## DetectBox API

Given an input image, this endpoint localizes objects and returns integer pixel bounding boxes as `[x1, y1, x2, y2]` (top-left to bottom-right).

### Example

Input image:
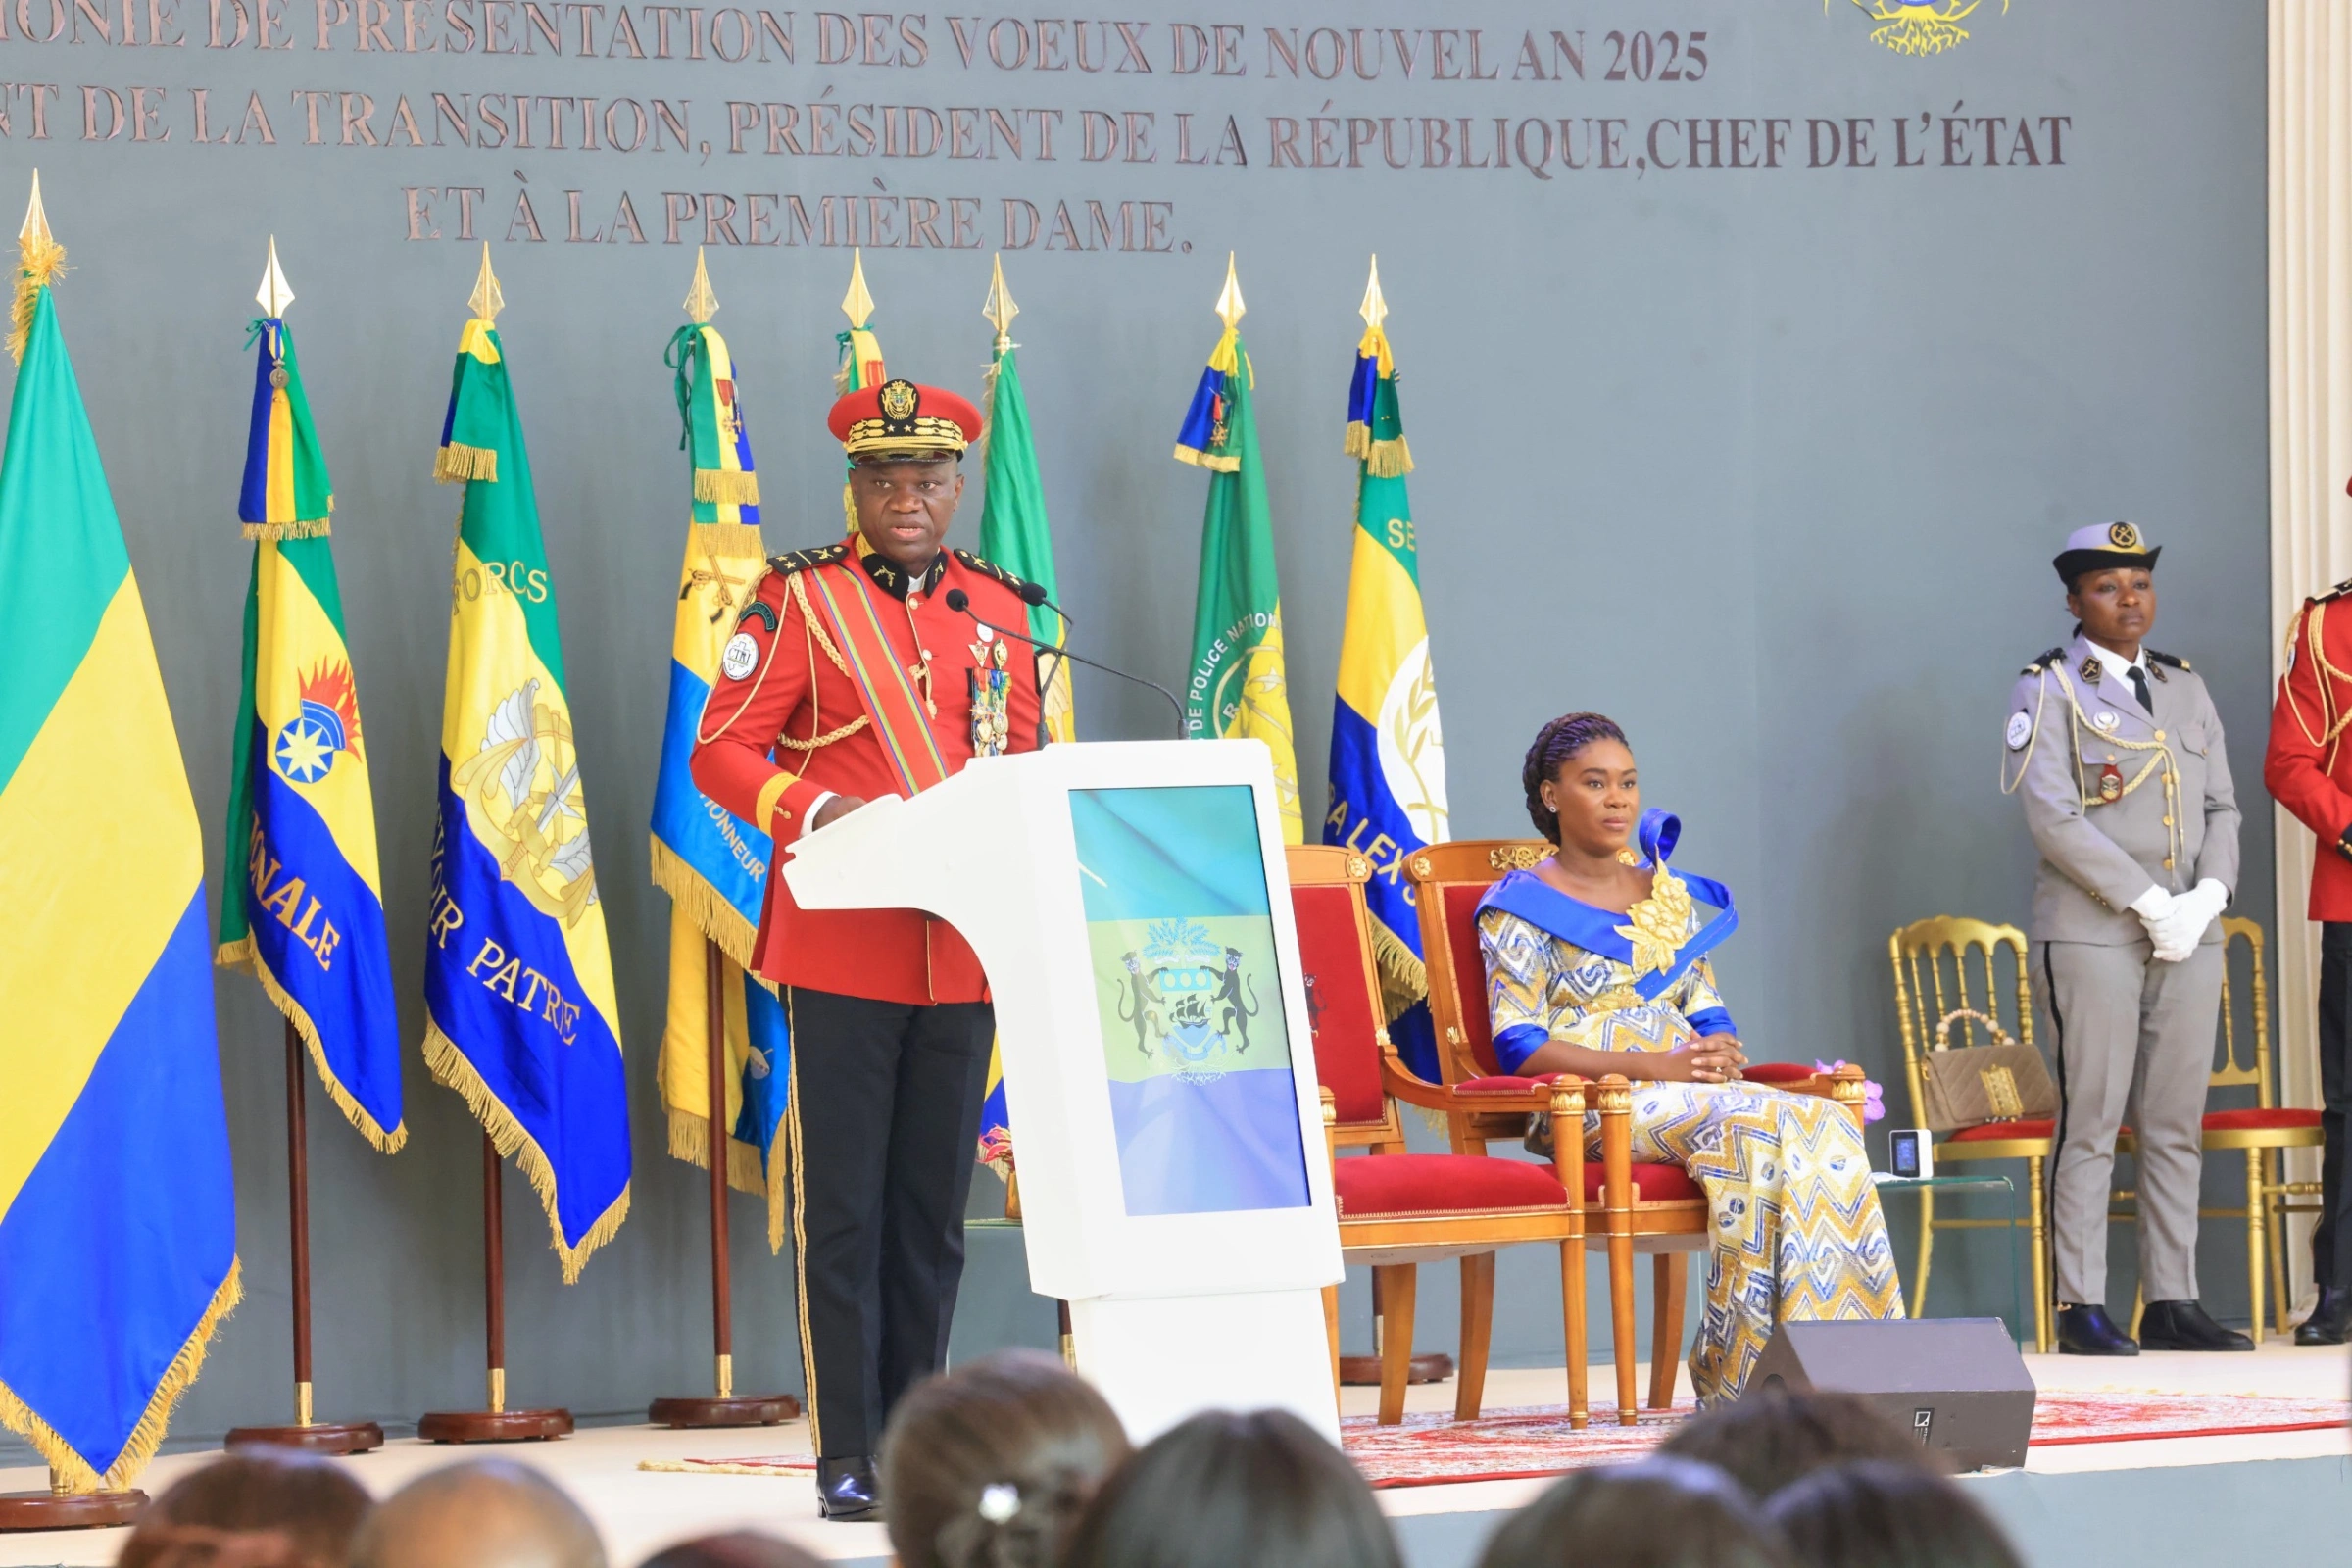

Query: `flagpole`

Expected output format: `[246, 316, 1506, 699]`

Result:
[648, 937, 797, 1428]
[416, 1140, 573, 1443]
[222, 1021, 385, 1454]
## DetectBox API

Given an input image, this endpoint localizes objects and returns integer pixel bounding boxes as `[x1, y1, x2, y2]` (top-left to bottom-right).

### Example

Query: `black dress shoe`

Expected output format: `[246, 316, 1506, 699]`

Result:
[2056, 1303, 2138, 1355]
[2295, 1286, 2350, 1347]
[816, 1455, 881, 1521]
[2138, 1299, 2255, 1351]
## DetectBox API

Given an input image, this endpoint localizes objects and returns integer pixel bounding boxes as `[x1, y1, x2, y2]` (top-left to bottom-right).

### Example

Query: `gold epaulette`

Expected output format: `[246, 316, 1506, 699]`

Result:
[2147, 649, 2191, 672]
[2022, 646, 2067, 675]
[766, 541, 851, 577]
[951, 547, 1035, 599]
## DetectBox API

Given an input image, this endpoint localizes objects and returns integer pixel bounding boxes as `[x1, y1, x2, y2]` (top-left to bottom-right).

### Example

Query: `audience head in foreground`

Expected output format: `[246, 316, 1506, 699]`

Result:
[1657, 1388, 1943, 1498]
[351, 1458, 605, 1568]
[1767, 1459, 2024, 1568]
[881, 1348, 1133, 1568]
[118, 1448, 373, 1568]
[636, 1533, 821, 1568]
[1060, 1407, 1402, 1568]
[1475, 1456, 1792, 1568]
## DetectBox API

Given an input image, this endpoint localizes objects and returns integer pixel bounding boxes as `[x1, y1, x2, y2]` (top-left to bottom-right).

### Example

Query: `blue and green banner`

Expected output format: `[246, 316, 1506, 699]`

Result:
[424, 251, 629, 1282]
[1074, 785, 1308, 1216]
[651, 271, 790, 1250]
[1324, 267, 1448, 1082]
[0, 189, 240, 1491]
[219, 299, 405, 1152]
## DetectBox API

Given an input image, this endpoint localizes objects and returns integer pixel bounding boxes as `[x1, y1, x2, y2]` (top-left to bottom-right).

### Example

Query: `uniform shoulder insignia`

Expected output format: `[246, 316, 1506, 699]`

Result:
[765, 541, 850, 576]
[2318, 579, 2352, 604]
[2022, 646, 2066, 675]
[2146, 649, 2190, 672]
[951, 547, 1033, 598]
[735, 597, 779, 634]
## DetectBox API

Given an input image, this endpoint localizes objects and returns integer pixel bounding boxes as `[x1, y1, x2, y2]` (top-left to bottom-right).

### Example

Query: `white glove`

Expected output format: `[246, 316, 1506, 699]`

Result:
[2129, 884, 2177, 930]
[2145, 879, 2227, 963]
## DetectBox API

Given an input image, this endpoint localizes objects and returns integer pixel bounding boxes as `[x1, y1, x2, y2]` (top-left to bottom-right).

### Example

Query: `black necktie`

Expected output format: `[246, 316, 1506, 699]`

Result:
[2128, 665, 2154, 715]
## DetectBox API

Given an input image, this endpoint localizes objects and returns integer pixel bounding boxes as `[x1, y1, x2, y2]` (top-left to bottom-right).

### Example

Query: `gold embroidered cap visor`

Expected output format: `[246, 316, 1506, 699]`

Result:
[827, 376, 983, 461]
[2053, 519, 2161, 584]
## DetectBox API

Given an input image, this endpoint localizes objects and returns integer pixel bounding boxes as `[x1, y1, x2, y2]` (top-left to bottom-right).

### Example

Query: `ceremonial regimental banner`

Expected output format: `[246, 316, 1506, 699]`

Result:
[1174, 258, 1302, 844]
[0, 181, 241, 1491]
[834, 248, 886, 534]
[650, 252, 791, 1250]
[973, 255, 1067, 1172]
[1324, 264, 1449, 1084]
[218, 248, 406, 1152]
[423, 249, 629, 1282]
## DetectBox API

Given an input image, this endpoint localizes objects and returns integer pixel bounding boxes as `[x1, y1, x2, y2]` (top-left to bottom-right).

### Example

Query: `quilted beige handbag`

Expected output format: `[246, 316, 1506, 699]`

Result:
[1919, 1008, 2056, 1134]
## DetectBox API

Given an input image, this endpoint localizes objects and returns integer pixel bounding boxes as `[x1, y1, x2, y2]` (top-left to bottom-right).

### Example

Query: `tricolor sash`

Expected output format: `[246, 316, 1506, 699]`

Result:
[1475, 810, 1739, 1002]
[801, 563, 951, 797]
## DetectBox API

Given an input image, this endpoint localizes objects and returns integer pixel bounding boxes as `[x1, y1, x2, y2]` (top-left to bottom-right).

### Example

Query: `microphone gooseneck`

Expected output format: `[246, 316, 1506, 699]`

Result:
[944, 589, 1184, 740]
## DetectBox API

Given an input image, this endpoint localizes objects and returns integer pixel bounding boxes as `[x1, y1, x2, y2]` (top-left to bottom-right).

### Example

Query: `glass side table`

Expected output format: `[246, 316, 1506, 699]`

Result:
[1870, 1173, 2025, 1346]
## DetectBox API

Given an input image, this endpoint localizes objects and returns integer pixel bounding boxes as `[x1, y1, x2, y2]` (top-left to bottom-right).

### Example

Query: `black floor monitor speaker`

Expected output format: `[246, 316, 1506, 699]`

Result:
[1747, 1318, 2036, 1471]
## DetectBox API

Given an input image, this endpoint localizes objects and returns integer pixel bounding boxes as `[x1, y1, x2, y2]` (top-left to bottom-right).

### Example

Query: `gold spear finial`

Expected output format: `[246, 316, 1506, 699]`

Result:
[1214, 251, 1246, 332]
[1358, 255, 1387, 334]
[466, 242, 504, 323]
[683, 245, 718, 324]
[20, 171, 51, 255]
[841, 247, 874, 330]
[256, 236, 296, 319]
[10, 171, 64, 364]
[982, 253, 1019, 350]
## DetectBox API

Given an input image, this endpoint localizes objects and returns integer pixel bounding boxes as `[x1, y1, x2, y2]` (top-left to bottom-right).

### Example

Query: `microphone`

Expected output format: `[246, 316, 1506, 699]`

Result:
[944, 588, 1185, 740]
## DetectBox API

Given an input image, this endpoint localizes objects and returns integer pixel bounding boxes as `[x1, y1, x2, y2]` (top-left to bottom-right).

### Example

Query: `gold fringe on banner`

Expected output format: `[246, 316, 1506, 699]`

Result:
[648, 840, 760, 970]
[666, 1107, 787, 1254]
[693, 469, 761, 507]
[241, 516, 333, 542]
[433, 443, 498, 485]
[1172, 446, 1241, 473]
[424, 1024, 630, 1283]
[217, 938, 407, 1153]
[688, 521, 764, 560]
[1368, 924, 1429, 1024]
[1343, 424, 1416, 478]
[0, 1261, 243, 1493]
[8, 238, 64, 366]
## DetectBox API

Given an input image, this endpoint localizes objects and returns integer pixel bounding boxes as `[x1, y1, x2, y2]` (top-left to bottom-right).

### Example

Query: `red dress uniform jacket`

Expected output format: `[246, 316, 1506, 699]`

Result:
[2266, 585, 2352, 920]
[689, 541, 1043, 1004]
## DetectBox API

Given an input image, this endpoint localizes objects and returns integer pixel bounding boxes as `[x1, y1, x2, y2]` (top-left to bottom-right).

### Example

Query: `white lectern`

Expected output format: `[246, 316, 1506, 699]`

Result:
[782, 739, 1343, 1442]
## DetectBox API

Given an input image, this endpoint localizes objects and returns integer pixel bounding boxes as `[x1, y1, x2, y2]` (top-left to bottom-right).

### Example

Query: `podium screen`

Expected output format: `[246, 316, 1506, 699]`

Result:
[1070, 785, 1310, 1216]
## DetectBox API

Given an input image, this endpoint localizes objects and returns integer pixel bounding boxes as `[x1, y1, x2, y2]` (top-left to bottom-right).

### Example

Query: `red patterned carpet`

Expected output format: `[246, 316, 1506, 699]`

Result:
[640, 1388, 2349, 1490]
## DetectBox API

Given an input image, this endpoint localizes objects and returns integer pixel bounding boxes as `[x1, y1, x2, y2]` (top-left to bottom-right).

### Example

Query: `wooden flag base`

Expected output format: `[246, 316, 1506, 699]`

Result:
[647, 1395, 799, 1428]
[416, 1408, 573, 1444]
[224, 1420, 385, 1455]
[0, 1488, 147, 1532]
[1338, 1353, 1454, 1387]
[648, 942, 797, 1433]
[417, 1137, 571, 1446]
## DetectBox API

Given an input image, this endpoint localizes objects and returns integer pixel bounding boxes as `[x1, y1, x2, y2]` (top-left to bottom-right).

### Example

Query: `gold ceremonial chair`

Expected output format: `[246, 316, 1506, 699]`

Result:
[1411, 840, 1868, 1425]
[1288, 845, 1592, 1426]
[1888, 916, 2053, 1352]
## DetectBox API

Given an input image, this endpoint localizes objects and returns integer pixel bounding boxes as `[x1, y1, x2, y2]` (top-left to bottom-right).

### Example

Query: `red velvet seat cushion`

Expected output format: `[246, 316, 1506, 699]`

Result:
[1288, 881, 1388, 1125]
[1334, 1153, 1566, 1218]
[1587, 1163, 1704, 1203]
[2203, 1107, 2325, 1131]
[1944, 1119, 2055, 1143]
[1741, 1062, 1817, 1086]
[1457, 1074, 1556, 1094]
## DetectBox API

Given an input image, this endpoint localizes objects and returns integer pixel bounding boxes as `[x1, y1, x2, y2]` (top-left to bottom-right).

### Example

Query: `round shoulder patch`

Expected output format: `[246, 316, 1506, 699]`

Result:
[720, 631, 760, 682]
[2005, 710, 2032, 751]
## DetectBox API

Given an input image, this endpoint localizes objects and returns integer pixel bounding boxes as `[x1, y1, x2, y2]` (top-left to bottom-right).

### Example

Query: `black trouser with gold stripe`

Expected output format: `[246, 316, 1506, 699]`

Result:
[786, 985, 994, 1458]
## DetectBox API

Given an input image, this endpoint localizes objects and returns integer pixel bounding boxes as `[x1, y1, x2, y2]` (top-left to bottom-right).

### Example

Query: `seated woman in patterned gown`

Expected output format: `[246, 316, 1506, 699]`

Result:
[1478, 712, 1903, 1403]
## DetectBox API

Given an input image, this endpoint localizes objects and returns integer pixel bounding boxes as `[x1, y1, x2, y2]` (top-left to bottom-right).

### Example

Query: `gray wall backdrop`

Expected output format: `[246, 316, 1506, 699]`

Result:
[0, 0, 2274, 1458]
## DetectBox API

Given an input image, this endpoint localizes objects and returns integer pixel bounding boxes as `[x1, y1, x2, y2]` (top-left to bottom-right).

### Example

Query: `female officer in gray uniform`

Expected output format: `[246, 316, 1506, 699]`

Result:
[2003, 521, 2249, 1354]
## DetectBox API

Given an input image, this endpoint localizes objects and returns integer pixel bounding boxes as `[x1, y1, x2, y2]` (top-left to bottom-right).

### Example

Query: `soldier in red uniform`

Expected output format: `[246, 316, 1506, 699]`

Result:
[691, 377, 1044, 1517]
[2262, 572, 2352, 1347]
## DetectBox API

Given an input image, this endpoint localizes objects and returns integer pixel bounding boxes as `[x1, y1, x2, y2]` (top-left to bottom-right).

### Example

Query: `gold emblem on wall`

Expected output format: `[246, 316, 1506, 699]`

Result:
[1834, 0, 2010, 58]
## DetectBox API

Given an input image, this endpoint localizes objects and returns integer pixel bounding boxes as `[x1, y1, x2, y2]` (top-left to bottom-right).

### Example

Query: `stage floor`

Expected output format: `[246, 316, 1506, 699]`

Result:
[3, 1343, 2345, 1568]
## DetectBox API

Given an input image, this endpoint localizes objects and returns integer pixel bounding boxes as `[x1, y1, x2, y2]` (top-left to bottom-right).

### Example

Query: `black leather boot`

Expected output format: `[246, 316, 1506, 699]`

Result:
[2138, 1299, 2255, 1351]
[816, 1455, 881, 1521]
[2056, 1303, 2138, 1355]
[2295, 1286, 2351, 1347]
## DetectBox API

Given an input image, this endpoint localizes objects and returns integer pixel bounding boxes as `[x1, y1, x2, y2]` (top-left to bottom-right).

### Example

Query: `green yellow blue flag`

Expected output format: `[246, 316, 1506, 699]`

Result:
[218, 241, 404, 1152]
[1174, 255, 1301, 843]
[0, 177, 241, 1491]
[651, 251, 791, 1250]
[1324, 261, 1448, 1083]
[424, 246, 629, 1282]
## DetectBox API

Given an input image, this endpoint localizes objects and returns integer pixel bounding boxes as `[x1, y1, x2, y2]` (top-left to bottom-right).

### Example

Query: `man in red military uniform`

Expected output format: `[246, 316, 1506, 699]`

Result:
[2262, 573, 2352, 1346]
[691, 376, 1043, 1517]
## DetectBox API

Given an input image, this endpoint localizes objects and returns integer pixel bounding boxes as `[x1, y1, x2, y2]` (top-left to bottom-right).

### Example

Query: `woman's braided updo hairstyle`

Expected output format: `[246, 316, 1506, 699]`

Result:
[1521, 712, 1628, 845]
